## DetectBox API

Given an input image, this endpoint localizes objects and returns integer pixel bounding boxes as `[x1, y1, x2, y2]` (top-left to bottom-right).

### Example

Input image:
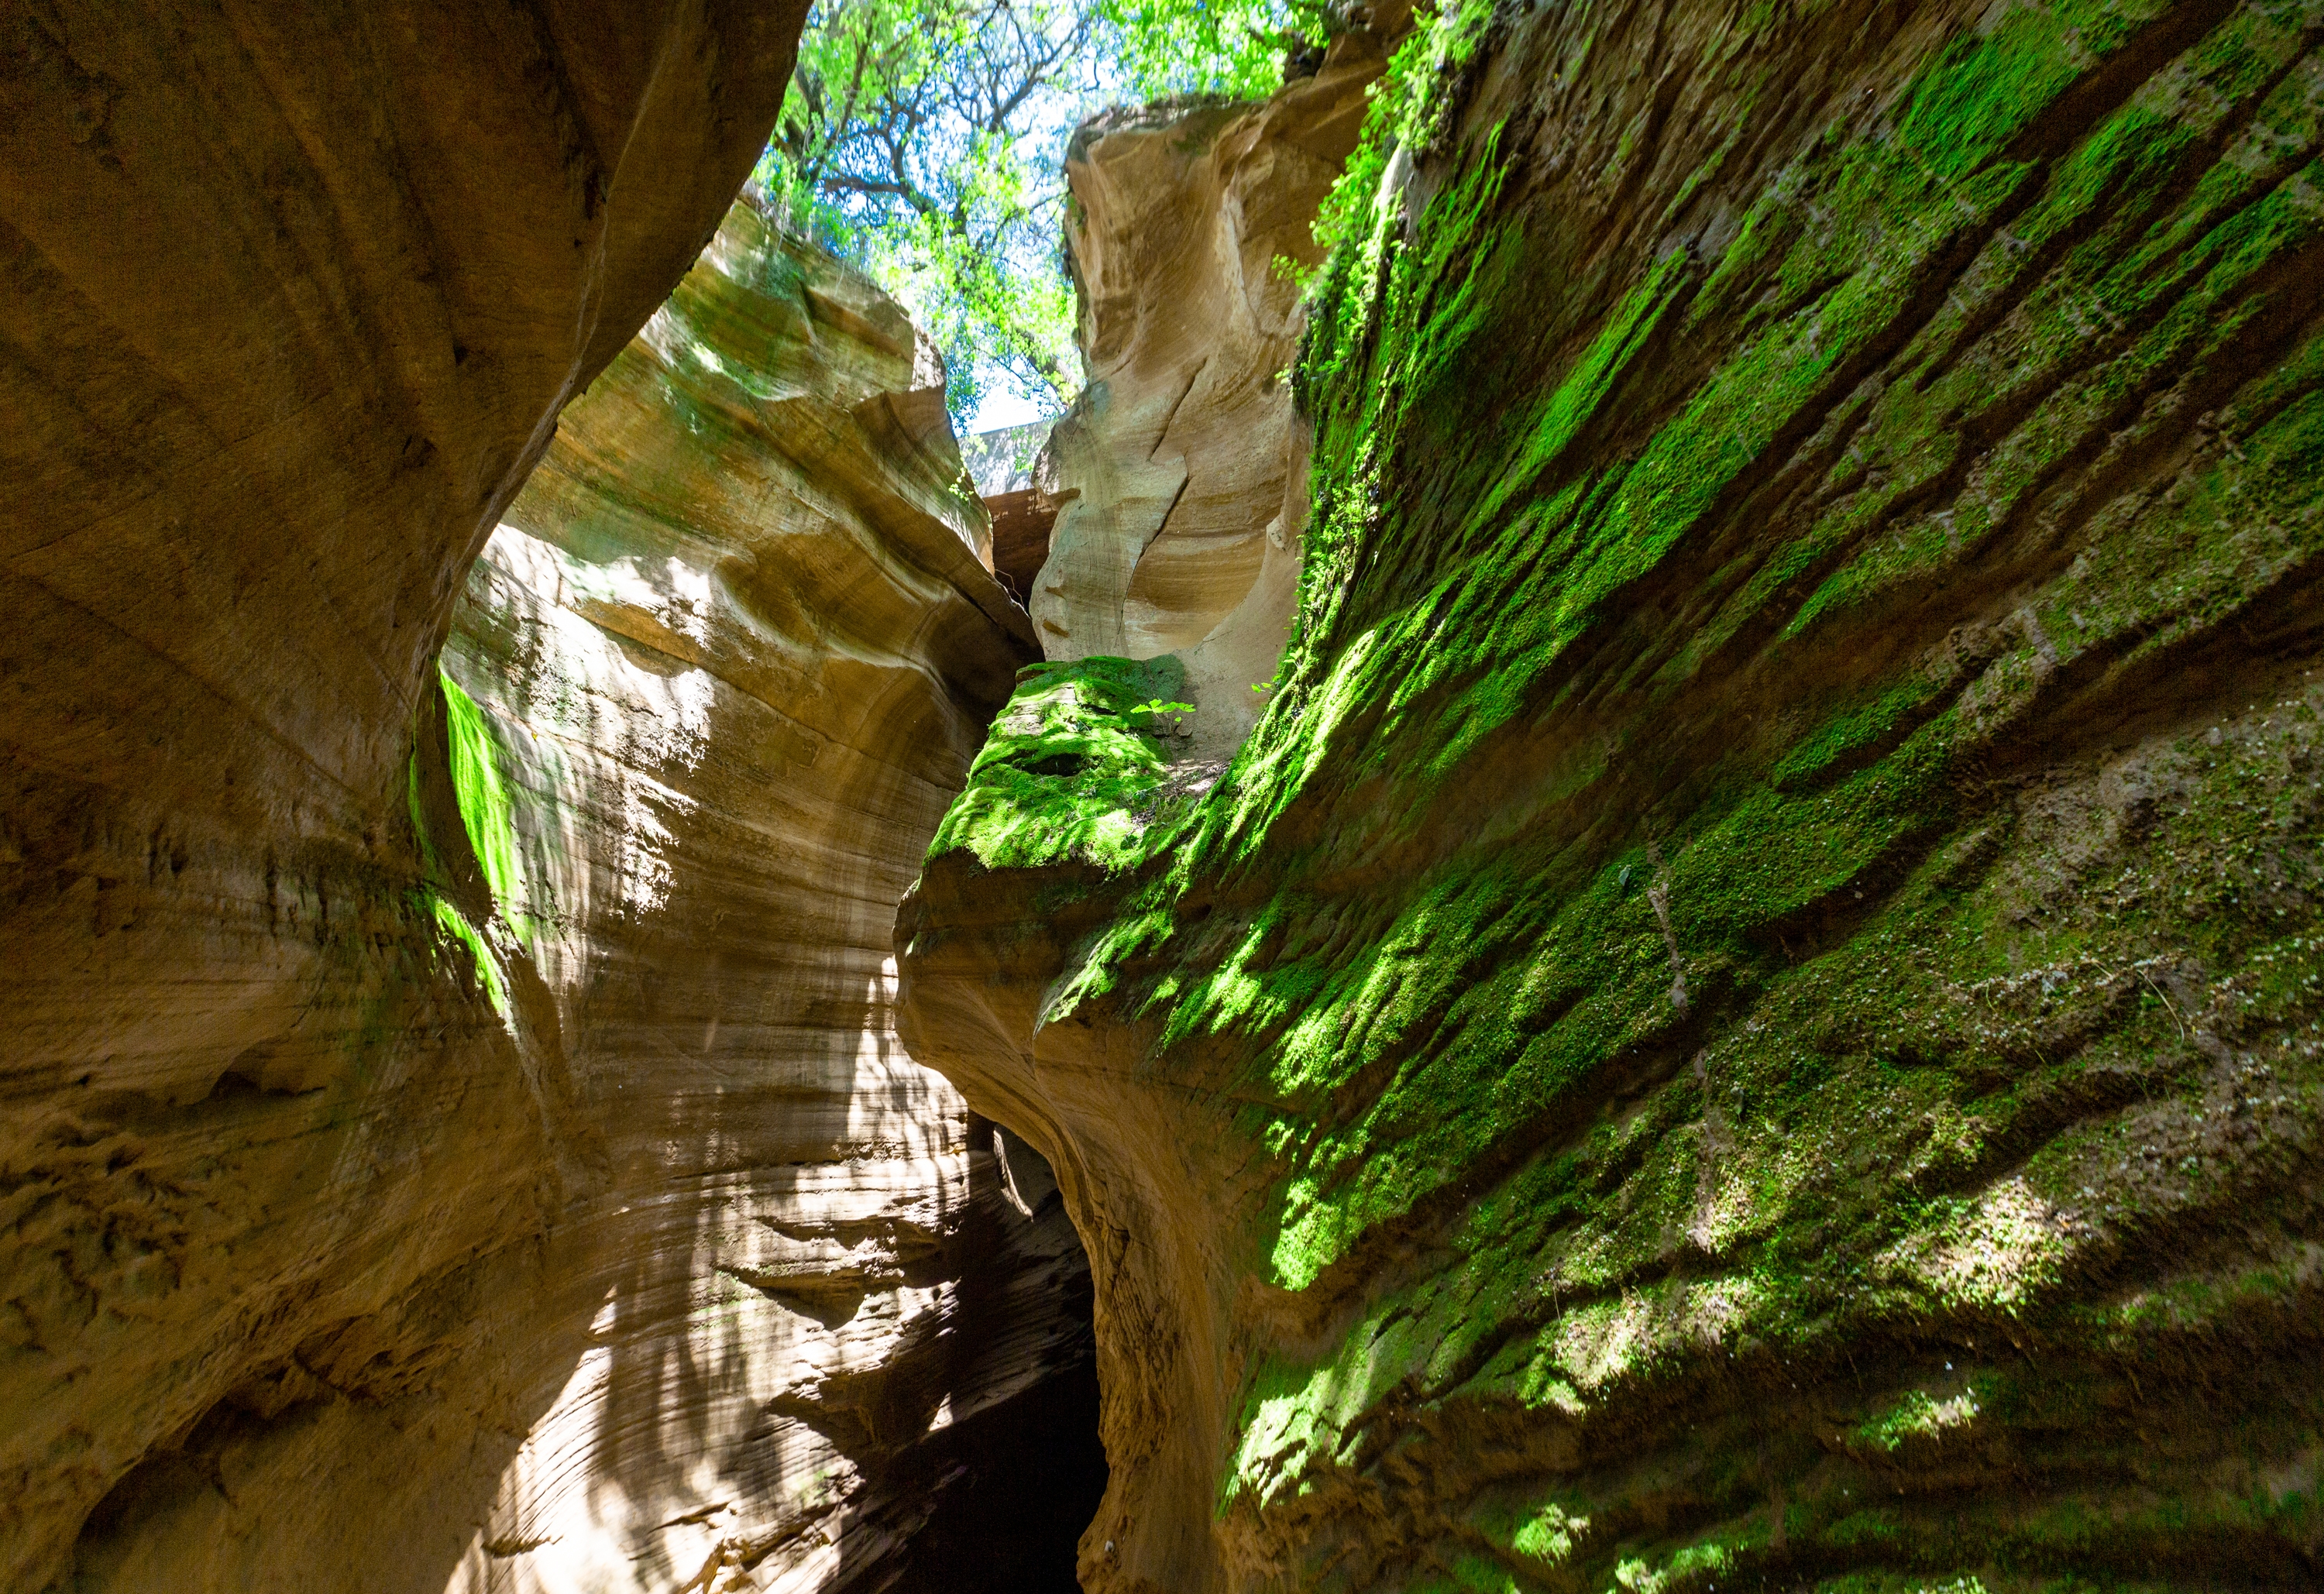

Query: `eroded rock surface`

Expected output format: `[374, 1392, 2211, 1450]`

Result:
[1030, 12, 1409, 761]
[2, 10, 803, 1590]
[1, 5, 1110, 1578]
[420, 201, 1096, 1594]
[901, 2, 2324, 1589]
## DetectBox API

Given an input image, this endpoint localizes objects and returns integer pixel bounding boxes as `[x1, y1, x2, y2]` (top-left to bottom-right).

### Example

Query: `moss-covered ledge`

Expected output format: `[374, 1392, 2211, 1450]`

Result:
[927, 655, 1198, 874]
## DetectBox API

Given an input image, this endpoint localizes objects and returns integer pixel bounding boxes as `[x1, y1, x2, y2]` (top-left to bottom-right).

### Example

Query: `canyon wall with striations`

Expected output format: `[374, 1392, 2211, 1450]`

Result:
[5, 9, 1102, 1593]
[900, 1, 2324, 1590]
[422, 199, 1097, 1594]
[1029, 9, 1411, 761]
[1, 8, 802, 1588]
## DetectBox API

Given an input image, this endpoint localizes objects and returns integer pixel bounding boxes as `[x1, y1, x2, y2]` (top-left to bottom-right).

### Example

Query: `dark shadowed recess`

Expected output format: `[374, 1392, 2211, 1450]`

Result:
[987, 489, 1061, 607]
[874, 1360, 1108, 1594]
[827, 1115, 1108, 1594]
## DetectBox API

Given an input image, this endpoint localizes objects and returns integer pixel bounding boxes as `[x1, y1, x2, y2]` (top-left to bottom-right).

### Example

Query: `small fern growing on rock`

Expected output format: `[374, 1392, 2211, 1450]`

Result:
[1129, 699, 1195, 737]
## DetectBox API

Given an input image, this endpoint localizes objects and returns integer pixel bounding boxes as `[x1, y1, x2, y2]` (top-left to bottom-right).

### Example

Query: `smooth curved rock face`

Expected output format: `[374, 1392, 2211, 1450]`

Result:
[422, 202, 1085, 1594]
[900, 2, 2324, 1589]
[1029, 17, 1405, 761]
[0, 12, 975, 1588]
[24, 182, 1085, 1592]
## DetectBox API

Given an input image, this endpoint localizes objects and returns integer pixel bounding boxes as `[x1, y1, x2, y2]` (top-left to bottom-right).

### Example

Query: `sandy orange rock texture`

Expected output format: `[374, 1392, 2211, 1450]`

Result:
[2, 6, 779, 1585]
[1, 9, 1095, 1593]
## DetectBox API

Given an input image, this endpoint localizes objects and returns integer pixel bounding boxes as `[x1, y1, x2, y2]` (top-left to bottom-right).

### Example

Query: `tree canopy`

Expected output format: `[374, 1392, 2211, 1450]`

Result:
[753, 0, 1329, 429]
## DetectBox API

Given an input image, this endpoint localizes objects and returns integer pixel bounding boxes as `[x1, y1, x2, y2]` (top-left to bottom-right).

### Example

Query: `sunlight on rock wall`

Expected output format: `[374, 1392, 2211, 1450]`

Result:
[417, 204, 1093, 1594]
[901, 0, 2324, 1588]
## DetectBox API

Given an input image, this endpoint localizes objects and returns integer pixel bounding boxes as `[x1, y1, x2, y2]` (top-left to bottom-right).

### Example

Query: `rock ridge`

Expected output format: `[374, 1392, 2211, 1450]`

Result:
[420, 199, 1090, 1594]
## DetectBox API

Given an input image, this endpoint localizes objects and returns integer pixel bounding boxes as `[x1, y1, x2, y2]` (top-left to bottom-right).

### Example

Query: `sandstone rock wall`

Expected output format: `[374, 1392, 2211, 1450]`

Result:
[1029, 12, 1408, 762]
[421, 200, 1096, 1594]
[1, 10, 801, 1589]
[900, 1, 2324, 1589]
[2, 8, 1108, 1587]
[31, 184, 1100, 1593]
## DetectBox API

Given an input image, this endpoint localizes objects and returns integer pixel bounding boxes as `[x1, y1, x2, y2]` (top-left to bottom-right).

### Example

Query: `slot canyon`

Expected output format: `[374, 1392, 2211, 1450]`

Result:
[4, 3, 2322, 1593]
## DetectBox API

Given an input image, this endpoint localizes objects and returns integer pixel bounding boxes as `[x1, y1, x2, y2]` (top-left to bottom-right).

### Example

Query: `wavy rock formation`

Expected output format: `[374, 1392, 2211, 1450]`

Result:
[900, 2, 2324, 1590]
[2, 9, 1106, 1589]
[1029, 10, 1410, 761]
[2, 9, 801, 1589]
[421, 199, 1095, 1594]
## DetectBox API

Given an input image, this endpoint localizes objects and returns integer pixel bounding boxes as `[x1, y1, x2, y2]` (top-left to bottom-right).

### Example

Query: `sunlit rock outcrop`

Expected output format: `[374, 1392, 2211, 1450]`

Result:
[1, 10, 800, 1590]
[1029, 10, 1411, 761]
[902, 1, 2324, 1589]
[419, 200, 1096, 1594]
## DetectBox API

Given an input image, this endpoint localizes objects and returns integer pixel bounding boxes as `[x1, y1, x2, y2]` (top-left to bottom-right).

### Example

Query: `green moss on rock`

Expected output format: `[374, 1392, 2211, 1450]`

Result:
[927, 654, 1190, 872]
[905, 0, 2324, 1585]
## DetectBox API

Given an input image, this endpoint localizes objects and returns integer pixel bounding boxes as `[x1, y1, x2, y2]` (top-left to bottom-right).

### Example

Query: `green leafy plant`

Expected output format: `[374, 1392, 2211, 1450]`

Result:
[1130, 697, 1196, 736]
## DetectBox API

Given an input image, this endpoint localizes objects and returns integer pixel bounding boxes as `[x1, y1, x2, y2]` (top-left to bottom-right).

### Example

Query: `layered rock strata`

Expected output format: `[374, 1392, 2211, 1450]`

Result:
[1030, 10, 1411, 761]
[421, 200, 1097, 1594]
[900, 2, 2324, 1589]
[2, 9, 802, 1589]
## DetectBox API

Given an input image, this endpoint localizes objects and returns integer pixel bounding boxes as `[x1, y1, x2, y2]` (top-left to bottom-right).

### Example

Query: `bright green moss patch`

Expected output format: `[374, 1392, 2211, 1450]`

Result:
[423, 889, 507, 1016]
[1463, 1492, 1599, 1574]
[1897, 0, 2165, 179]
[1853, 1382, 1991, 1454]
[927, 655, 1188, 872]
[1771, 675, 1948, 791]
[441, 668, 531, 936]
[1460, 245, 1693, 543]
[1208, 669, 2323, 1516]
